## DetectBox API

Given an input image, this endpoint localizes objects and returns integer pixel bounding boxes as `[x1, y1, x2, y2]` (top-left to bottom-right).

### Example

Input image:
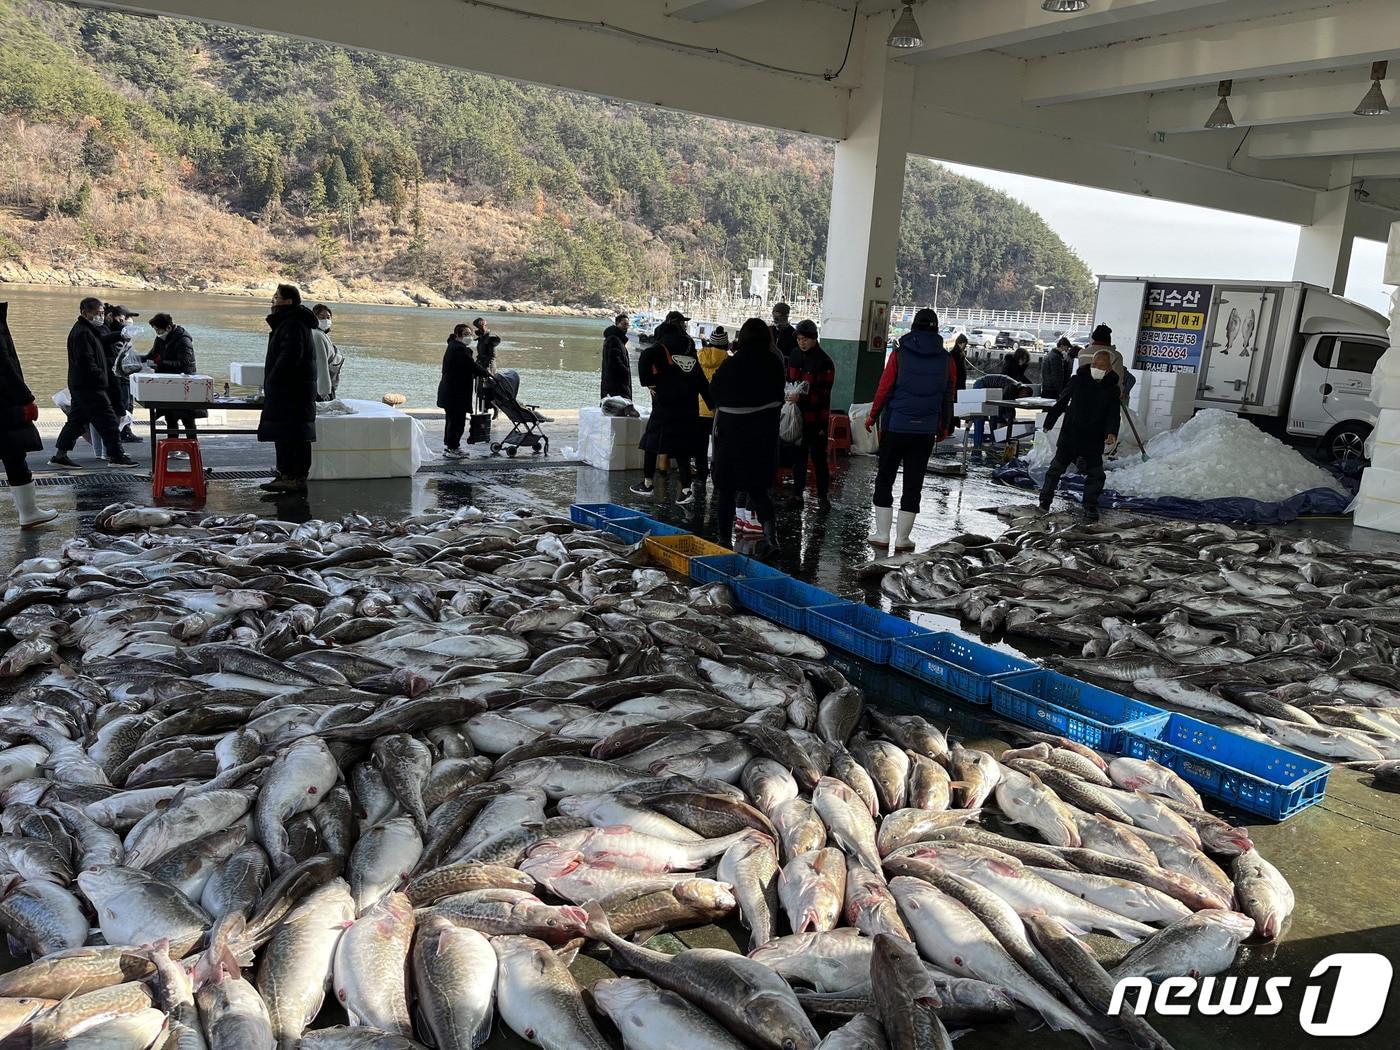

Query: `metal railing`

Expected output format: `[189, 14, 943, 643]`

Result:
[632, 295, 1093, 334]
[890, 306, 1094, 331]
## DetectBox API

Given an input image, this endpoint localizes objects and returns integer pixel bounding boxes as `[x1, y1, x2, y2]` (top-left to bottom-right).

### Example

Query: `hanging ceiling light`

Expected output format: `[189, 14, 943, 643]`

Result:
[1355, 61, 1390, 116]
[1042, 1, 1090, 12]
[887, 3, 923, 49]
[1204, 79, 1237, 129]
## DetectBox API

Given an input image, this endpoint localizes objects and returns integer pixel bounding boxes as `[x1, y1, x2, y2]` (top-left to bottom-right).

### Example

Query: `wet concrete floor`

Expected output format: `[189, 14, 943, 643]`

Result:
[1, 450, 1397, 1047]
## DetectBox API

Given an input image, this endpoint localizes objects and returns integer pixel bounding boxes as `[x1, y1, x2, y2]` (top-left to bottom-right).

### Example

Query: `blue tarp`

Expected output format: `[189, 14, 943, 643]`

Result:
[990, 461, 1356, 525]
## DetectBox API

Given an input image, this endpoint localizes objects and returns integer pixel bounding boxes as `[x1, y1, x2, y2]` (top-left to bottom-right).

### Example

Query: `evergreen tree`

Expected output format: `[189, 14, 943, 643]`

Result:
[323, 156, 354, 211]
[307, 171, 328, 216]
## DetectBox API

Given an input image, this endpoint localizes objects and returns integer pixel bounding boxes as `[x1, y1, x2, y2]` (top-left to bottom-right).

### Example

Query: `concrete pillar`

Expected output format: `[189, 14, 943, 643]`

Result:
[820, 24, 914, 411]
[1292, 158, 1360, 294]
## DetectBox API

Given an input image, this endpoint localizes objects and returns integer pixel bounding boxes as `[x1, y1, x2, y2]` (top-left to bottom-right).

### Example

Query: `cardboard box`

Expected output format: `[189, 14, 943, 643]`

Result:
[133, 373, 214, 404]
[955, 390, 1005, 408]
[229, 362, 266, 387]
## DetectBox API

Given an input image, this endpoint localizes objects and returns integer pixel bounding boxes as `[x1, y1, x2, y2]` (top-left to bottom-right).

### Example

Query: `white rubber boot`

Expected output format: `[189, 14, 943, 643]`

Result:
[12, 483, 57, 529]
[867, 505, 892, 547]
[894, 510, 917, 552]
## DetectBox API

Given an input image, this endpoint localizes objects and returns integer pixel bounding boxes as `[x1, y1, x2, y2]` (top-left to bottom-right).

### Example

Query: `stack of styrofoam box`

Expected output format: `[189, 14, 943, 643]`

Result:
[132, 373, 215, 404]
[310, 399, 416, 480]
[955, 388, 1005, 414]
[1138, 370, 1197, 439]
[1354, 339, 1400, 533]
[578, 406, 647, 471]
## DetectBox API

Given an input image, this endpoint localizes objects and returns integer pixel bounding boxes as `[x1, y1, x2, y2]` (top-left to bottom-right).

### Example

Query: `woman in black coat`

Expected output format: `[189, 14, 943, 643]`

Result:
[631, 325, 711, 505]
[710, 317, 785, 551]
[438, 323, 486, 456]
[143, 313, 207, 439]
[258, 284, 319, 494]
[0, 303, 56, 527]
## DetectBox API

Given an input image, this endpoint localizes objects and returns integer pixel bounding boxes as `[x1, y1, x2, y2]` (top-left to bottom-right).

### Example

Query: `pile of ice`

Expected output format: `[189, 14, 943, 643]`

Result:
[1107, 409, 1346, 502]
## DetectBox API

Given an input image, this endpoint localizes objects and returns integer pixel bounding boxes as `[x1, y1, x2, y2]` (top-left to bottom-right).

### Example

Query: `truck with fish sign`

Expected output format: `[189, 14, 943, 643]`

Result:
[1092, 277, 1388, 463]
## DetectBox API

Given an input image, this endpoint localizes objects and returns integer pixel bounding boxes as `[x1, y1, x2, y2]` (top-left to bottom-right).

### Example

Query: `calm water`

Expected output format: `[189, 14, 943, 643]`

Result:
[0, 284, 650, 411]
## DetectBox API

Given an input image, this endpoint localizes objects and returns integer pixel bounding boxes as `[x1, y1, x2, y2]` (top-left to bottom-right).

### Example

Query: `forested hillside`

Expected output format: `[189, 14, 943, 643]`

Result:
[0, 0, 1095, 310]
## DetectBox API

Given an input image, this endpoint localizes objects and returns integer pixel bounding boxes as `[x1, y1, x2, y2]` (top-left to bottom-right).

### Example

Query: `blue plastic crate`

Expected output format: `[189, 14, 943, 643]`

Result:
[1125, 714, 1329, 821]
[890, 632, 1038, 704]
[603, 514, 686, 544]
[989, 670, 1169, 751]
[570, 503, 643, 529]
[805, 603, 934, 665]
[690, 554, 786, 586]
[733, 577, 850, 631]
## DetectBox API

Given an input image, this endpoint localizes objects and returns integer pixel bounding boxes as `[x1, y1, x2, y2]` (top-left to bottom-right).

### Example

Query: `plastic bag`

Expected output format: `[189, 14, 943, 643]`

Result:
[115, 347, 145, 377]
[53, 389, 72, 415]
[780, 381, 805, 444]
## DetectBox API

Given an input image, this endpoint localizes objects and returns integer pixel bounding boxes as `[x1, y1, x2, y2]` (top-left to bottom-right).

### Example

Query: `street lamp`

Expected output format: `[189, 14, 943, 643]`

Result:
[930, 272, 946, 312]
[1034, 284, 1055, 323]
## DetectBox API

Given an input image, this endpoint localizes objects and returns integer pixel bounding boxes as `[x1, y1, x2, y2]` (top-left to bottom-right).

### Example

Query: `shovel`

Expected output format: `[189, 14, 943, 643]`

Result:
[1120, 407, 1149, 462]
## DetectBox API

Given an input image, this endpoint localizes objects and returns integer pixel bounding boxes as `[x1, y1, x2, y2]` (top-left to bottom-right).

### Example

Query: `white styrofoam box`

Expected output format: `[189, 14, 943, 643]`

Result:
[309, 399, 416, 480]
[579, 406, 650, 472]
[132, 373, 214, 404]
[956, 390, 1005, 408]
[229, 362, 266, 387]
[1354, 465, 1400, 532]
[1386, 221, 1400, 285]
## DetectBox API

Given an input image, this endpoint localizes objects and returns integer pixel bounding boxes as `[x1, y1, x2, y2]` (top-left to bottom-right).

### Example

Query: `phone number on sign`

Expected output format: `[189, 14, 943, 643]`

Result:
[1135, 343, 1194, 361]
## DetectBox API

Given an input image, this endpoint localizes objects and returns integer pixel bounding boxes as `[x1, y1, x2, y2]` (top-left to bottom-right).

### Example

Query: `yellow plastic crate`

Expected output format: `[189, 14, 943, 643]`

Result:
[644, 533, 731, 575]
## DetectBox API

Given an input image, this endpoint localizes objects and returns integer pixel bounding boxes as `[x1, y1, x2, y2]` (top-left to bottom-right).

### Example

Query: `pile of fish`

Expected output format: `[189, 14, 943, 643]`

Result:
[0, 503, 1293, 1049]
[871, 506, 1400, 787]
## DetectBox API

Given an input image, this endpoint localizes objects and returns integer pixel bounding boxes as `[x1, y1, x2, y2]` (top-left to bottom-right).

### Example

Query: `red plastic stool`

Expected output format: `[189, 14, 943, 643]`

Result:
[829, 413, 852, 455]
[152, 438, 206, 502]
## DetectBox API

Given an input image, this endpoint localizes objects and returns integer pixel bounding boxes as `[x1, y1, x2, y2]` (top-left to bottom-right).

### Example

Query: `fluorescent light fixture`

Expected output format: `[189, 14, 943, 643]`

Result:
[1355, 61, 1390, 116]
[887, 3, 923, 49]
[1205, 80, 1236, 129]
[1042, 1, 1090, 12]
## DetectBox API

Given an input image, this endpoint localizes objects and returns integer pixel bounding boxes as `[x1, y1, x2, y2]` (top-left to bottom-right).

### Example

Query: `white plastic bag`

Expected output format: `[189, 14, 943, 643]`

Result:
[53, 389, 72, 415]
[115, 347, 144, 377]
[780, 381, 805, 444]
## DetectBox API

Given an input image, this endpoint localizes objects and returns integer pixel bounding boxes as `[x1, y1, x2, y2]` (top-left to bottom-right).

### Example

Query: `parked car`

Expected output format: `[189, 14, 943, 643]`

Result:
[939, 324, 967, 343]
[967, 328, 1000, 348]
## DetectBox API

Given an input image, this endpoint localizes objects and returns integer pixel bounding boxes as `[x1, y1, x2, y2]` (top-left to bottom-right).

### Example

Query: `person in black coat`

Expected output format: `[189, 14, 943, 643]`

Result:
[438, 323, 489, 456]
[473, 318, 501, 415]
[143, 313, 206, 439]
[1039, 350, 1122, 521]
[630, 324, 711, 505]
[600, 314, 633, 400]
[52, 296, 135, 468]
[710, 317, 785, 551]
[0, 303, 56, 527]
[101, 304, 142, 444]
[1040, 337, 1072, 400]
[258, 284, 319, 493]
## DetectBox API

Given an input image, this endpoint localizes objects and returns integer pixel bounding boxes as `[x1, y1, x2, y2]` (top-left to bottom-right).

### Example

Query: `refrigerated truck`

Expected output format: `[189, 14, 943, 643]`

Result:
[1094, 277, 1390, 463]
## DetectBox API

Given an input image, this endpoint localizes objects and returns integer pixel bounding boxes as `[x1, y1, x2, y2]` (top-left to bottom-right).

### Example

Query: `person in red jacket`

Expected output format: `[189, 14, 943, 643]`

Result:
[865, 308, 957, 552]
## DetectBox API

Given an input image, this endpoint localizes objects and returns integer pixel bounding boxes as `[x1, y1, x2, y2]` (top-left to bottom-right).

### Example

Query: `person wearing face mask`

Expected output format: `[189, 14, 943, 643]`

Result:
[257, 283, 319, 494]
[473, 318, 501, 416]
[310, 304, 344, 401]
[1038, 348, 1122, 521]
[143, 313, 204, 440]
[101, 304, 143, 445]
[51, 297, 135, 468]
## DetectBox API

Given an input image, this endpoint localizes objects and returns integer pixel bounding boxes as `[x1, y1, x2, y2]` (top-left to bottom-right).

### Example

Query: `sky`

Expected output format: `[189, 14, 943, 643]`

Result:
[942, 161, 1393, 316]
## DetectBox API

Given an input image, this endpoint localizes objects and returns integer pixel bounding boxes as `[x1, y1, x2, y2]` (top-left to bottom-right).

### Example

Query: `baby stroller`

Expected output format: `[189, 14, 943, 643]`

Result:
[484, 370, 552, 457]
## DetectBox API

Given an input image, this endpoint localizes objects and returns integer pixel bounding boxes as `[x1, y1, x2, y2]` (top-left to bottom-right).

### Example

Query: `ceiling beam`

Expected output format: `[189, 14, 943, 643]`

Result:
[1249, 120, 1400, 161]
[903, 0, 1235, 63]
[665, 0, 767, 22]
[1025, 0, 1400, 105]
[1150, 71, 1399, 135]
[1353, 154, 1400, 179]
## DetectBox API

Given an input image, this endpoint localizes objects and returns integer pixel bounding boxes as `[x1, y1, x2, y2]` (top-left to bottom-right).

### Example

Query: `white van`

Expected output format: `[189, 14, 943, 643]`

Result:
[1094, 277, 1389, 463]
